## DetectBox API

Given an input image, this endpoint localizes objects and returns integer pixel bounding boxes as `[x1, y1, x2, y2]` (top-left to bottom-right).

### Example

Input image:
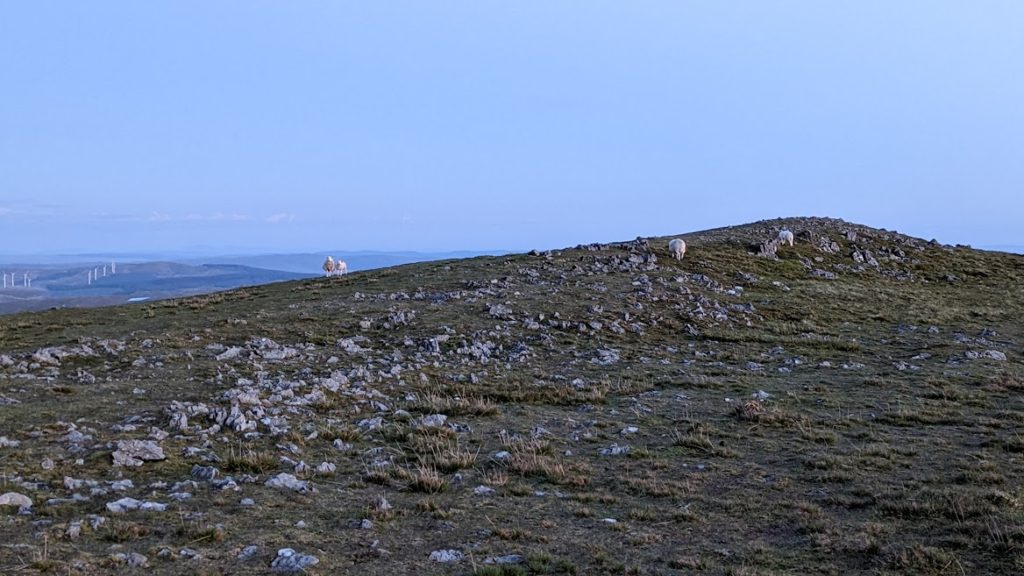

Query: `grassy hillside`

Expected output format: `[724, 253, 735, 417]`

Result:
[0, 217, 1022, 575]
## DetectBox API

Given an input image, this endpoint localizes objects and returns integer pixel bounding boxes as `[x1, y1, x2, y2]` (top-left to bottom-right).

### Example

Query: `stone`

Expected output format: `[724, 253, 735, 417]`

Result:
[110, 552, 149, 568]
[600, 444, 631, 456]
[265, 473, 311, 493]
[484, 554, 525, 565]
[191, 465, 219, 480]
[488, 304, 513, 318]
[0, 492, 32, 509]
[238, 545, 260, 561]
[112, 440, 166, 467]
[216, 347, 244, 361]
[109, 479, 134, 492]
[429, 549, 464, 563]
[592, 348, 620, 365]
[106, 497, 167, 514]
[984, 350, 1007, 361]
[358, 417, 383, 431]
[271, 548, 320, 572]
[418, 414, 448, 428]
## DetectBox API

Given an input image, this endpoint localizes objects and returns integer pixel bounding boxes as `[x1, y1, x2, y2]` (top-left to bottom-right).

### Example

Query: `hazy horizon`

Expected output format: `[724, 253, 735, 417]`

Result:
[3, 3, 1023, 253]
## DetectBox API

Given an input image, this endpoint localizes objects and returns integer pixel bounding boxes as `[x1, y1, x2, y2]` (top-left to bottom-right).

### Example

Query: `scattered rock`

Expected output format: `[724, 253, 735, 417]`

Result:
[592, 349, 620, 365]
[429, 549, 465, 563]
[216, 347, 245, 361]
[271, 548, 320, 572]
[106, 497, 167, 514]
[265, 473, 312, 493]
[191, 465, 219, 480]
[110, 552, 149, 568]
[600, 444, 631, 456]
[0, 492, 32, 509]
[484, 554, 525, 565]
[112, 440, 166, 467]
[418, 414, 448, 428]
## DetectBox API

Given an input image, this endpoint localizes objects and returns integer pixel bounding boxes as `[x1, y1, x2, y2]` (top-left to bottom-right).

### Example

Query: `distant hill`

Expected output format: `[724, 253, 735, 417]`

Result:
[0, 262, 311, 314]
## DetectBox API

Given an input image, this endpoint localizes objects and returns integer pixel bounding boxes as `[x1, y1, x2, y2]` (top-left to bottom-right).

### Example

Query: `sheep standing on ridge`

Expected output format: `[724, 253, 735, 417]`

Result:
[779, 229, 794, 247]
[334, 260, 348, 276]
[322, 256, 336, 277]
[668, 238, 687, 261]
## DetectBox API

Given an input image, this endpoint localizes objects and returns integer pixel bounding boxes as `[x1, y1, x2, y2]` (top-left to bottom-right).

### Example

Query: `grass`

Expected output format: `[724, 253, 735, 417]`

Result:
[221, 446, 278, 475]
[0, 217, 1022, 574]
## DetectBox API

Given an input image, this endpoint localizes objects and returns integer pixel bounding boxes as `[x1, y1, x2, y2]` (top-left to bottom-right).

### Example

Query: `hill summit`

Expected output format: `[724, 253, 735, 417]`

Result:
[1, 217, 1022, 574]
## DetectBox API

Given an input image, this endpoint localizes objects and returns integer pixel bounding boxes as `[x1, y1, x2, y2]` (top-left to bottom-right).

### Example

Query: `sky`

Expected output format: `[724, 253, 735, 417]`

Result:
[2, 2, 1023, 255]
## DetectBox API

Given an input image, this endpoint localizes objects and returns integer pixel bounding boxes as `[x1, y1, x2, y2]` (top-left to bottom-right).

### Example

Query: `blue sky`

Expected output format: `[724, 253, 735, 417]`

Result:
[2, 2, 1022, 254]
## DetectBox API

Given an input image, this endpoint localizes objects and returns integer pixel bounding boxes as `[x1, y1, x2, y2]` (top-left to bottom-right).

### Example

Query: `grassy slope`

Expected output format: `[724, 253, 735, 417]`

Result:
[0, 217, 1022, 575]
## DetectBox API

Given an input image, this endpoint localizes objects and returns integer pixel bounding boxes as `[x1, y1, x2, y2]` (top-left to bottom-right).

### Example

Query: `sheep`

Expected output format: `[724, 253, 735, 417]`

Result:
[322, 256, 335, 277]
[668, 238, 687, 261]
[334, 260, 348, 276]
[778, 229, 794, 247]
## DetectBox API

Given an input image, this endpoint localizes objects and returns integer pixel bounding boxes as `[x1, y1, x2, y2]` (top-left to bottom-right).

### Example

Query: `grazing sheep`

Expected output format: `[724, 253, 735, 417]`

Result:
[668, 238, 687, 261]
[322, 256, 335, 277]
[334, 260, 348, 276]
[778, 229, 794, 247]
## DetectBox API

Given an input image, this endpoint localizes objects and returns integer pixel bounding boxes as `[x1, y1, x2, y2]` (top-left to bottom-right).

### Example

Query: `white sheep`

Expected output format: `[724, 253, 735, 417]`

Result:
[778, 229, 794, 247]
[334, 260, 348, 276]
[668, 238, 687, 261]
[322, 256, 335, 277]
